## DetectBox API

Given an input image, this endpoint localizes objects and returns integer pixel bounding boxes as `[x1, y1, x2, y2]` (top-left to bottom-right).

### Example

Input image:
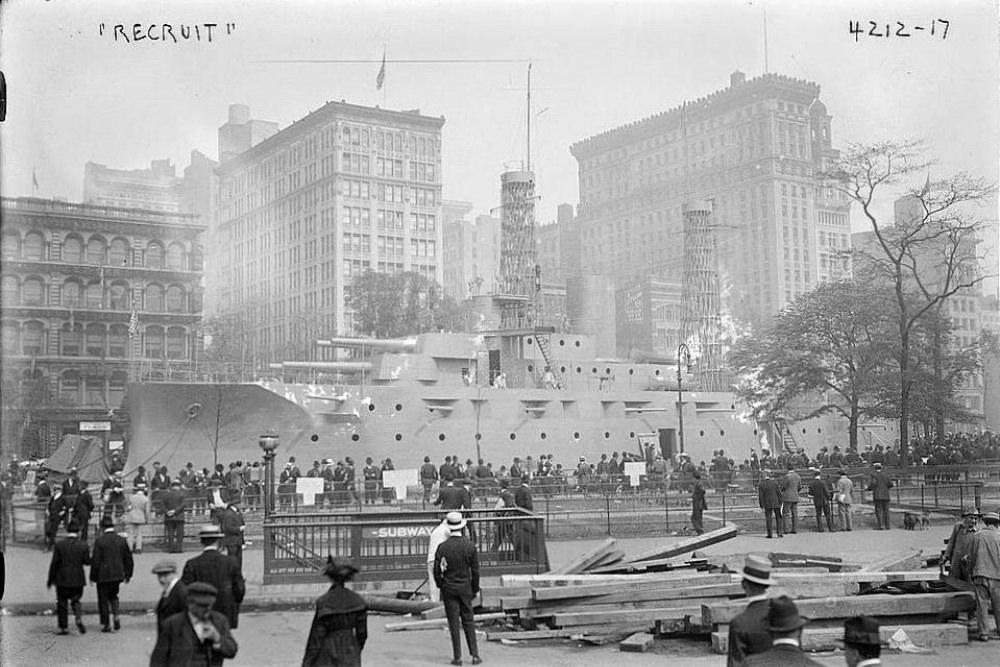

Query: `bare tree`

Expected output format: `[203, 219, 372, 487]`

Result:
[826, 139, 996, 462]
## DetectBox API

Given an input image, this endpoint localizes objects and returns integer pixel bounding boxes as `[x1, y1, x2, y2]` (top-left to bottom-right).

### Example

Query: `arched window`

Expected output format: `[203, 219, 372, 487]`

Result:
[22, 321, 45, 355]
[146, 242, 164, 269]
[2, 322, 19, 355]
[145, 284, 164, 311]
[22, 277, 44, 305]
[109, 237, 129, 266]
[166, 242, 187, 270]
[85, 282, 103, 308]
[60, 323, 83, 356]
[85, 323, 105, 357]
[108, 281, 129, 310]
[23, 231, 45, 261]
[108, 324, 127, 357]
[165, 285, 184, 312]
[144, 325, 164, 358]
[84, 375, 105, 406]
[59, 370, 80, 405]
[1, 232, 20, 260]
[109, 371, 128, 408]
[62, 280, 82, 307]
[62, 236, 83, 263]
[1, 275, 18, 306]
[86, 236, 107, 265]
[166, 326, 186, 359]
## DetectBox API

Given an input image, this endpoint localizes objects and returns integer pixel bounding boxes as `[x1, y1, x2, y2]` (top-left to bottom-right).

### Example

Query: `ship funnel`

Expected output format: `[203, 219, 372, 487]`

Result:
[270, 361, 372, 373]
[317, 337, 418, 352]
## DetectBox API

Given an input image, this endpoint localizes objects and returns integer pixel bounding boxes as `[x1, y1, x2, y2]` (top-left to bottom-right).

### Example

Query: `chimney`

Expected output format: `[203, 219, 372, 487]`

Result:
[730, 71, 746, 88]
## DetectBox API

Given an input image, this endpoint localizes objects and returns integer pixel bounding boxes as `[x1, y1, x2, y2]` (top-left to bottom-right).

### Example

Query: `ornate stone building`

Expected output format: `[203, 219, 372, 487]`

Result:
[1, 197, 205, 457]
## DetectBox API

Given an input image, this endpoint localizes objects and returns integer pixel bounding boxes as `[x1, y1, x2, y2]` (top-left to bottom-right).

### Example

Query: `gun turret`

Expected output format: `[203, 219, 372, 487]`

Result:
[316, 337, 418, 353]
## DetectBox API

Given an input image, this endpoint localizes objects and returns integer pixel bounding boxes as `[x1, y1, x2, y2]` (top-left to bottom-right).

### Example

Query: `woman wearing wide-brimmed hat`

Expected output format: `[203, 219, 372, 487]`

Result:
[302, 556, 368, 666]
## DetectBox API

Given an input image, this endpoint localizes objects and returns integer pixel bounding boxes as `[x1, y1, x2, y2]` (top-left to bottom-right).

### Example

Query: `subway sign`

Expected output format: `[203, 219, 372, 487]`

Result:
[363, 525, 435, 539]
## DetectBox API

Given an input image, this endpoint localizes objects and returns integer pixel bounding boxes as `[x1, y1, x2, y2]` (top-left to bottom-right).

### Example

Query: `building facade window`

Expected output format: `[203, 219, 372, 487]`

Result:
[23, 321, 44, 355]
[146, 242, 164, 269]
[144, 326, 164, 358]
[60, 323, 83, 356]
[23, 232, 45, 261]
[23, 277, 44, 305]
[145, 284, 164, 311]
[108, 324, 127, 357]
[166, 326, 186, 359]
[59, 371, 80, 405]
[86, 236, 107, 265]
[85, 324, 105, 356]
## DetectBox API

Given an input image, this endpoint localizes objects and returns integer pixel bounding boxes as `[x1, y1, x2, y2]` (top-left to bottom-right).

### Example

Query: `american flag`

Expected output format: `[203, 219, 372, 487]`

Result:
[376, 50, 386, 90]
[128, 309, 138, 338]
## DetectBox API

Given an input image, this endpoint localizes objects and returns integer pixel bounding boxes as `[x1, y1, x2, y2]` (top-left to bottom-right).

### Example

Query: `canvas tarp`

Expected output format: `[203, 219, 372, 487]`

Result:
[42, 434, 112, 485]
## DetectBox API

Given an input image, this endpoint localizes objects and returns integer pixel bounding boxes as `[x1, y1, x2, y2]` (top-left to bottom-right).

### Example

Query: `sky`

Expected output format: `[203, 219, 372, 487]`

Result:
[1, 0, 998, 290]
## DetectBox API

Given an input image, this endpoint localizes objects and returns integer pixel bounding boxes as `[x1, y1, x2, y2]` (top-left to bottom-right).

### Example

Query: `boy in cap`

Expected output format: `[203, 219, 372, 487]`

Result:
[727, 554, 774, 666]
[841, 616, 882, 666]
[47, 519, 90, 635]
[152, 560, 188, 632]
[90, 515, 134, 632]
[433, 511, 482, 666]
[150, 581, 238, 666]
[744, 595, 822, 666]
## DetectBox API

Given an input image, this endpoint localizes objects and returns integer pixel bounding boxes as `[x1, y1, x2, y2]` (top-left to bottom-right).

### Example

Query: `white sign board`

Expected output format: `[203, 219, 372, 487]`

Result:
[296, 477, 325, 506]
[382, 469, 417, 500]
[623, 461, 645, 487]
[79, 421, 111, 431]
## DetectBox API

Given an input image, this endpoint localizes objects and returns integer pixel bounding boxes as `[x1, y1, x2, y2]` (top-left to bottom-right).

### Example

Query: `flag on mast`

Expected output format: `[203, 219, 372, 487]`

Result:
[376, 49, 386, 90]
[32, 169, 39, 194]
[128, 293, 139, 338]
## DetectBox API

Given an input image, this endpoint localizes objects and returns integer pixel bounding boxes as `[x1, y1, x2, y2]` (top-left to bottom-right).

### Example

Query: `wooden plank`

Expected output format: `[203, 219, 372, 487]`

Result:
[760, 571, 941, 585]
[487, 623, 653, 641]
[702, 592, 975, 626]
[859, 549, 921, 573]
[711, 623, 968, 653]
[550, 537, 617, 575]
[588, 558, 696, 574]
[619, 632, 655, 652]
[519, 596, 731, 619]
[532, 574, 733, 601]
[586, 550, 626, 571]
[384, 612, 507, 632]
[551, 605, 701, 628]
[501, 570, 721, 587]
[419, 605, 446, 620]
[623, 524, 738, 564]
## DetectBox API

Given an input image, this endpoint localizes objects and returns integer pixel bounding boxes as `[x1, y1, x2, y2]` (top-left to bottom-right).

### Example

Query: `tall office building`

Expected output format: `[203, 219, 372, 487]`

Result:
[215, 101, 445, 365]
[570, 71, 851, 331]
[83, 159, 184, 213]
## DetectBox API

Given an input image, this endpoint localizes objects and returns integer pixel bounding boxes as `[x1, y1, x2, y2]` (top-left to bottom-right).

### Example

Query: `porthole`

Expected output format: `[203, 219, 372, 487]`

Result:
[817, 428, 822, 434]
[510, 433, 516, 440]
[699, 430, 705, 437]
[573, 432, 580, 440]
[439, 434, 446, 441]
[628, 368, 634, 375]
[351, 434, 360, 442]
[720, 430, 725, 437]
[559, 339, 566, 346]
[527, 364, 534, 373]
[604, 432, 610, 439]
[394, 434, 402, 441]
[395, 403, 402, 411]
[802, 428, 807, 434]
[576, 366, 582, 374]
[605, 368, 611, 374]
[560, 366, 567, 373]
[753, 429, 759, 435]
[368, 404, 375, 412]
[574, 341, 581, 347]
[541, 433, 547, 440]
[629, 431, 635, 438]
[591, 367, 598, 374]
[655, 369, 661, 376]
[475, 433, 481, 441]
[310, 434, 319, 442]
[527, 337, 533, 345]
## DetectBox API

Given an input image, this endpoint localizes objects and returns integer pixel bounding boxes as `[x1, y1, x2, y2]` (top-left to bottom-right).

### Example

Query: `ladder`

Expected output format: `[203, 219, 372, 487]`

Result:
[534, 333, 563, 388]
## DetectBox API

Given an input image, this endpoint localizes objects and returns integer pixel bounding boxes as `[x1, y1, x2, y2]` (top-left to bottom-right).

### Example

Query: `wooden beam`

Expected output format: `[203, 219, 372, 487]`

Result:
[702, 592, 975, 626]
[859, 549, 922, 573]
[711, 623, 968, 653]
[532, 574, 733, 601]
[518, 596, 736, 619]
[487, 623, 653, 641]
[762, 571, 941, 585]
[384, 612, 507, 632]
[501, 570, 721, 587]
[619, 632, 655, 652]
[586, 550, 626, 570]
[550, 537, 618, 574]
[551, 605, 701, 628]
[622, 524, 738, 564]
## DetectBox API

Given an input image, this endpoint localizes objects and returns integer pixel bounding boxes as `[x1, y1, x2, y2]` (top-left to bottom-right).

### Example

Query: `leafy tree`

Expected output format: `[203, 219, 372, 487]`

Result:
[730, 280, 897, 449]
[824, 140, 995, 462]
[346, 270, 462, 338]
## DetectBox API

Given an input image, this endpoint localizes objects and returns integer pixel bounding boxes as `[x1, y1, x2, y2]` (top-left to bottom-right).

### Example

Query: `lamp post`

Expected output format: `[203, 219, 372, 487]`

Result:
[676, 343, 692, 455]
[259, 431, 280, 519]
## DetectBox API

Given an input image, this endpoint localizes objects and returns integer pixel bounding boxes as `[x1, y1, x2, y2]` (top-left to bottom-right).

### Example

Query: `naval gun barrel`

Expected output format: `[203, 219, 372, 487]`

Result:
[270, 361, 372, 373]
[316, 337, 418, 353]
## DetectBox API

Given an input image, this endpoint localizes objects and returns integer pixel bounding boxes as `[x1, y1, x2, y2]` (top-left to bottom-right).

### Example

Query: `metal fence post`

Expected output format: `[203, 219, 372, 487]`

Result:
[959, 484, 963, 511]
[664, 478, 670, 533]
[722, 489, 727, 525]
[606, 495, 612, 536]
[921, 484, 925, 511]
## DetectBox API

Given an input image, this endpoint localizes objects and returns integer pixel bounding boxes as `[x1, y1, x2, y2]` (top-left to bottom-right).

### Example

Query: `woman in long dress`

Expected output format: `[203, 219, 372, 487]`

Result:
[301, 557, 368, 667]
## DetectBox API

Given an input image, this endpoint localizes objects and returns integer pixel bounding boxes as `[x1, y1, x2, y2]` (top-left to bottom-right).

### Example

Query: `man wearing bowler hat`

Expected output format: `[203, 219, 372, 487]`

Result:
[181, 525, 245, 629]
[152, 560, 188, 633]
[841, 616, 882, 666]
[727, 554, 774, 666]
[744, 595, 822, 666]
[150, 581, 238, 666]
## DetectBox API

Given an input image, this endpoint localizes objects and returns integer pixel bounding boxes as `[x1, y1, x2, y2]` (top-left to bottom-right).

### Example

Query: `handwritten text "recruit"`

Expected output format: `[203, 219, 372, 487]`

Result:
[99, 23, 236, 44]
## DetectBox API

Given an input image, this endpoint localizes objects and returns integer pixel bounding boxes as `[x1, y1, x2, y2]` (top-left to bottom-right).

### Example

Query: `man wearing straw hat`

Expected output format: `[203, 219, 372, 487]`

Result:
[744, 595, 822, 666]
[433, 511, 482, 666]
[727, 554, 774, 667]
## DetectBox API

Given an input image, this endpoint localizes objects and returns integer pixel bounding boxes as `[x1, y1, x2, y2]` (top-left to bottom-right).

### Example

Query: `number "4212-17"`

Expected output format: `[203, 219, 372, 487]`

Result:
[849, 20, 950, 42]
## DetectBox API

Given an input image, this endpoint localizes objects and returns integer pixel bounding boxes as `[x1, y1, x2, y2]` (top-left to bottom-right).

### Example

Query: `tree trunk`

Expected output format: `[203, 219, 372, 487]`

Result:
[848, 401, 859, 450]
[898, 319, 911, 466]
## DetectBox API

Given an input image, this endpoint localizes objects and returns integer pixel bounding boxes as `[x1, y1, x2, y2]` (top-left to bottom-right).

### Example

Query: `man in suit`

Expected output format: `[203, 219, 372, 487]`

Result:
[944, 509, 981, 582]
[867, 462, 894, 530]
[161, 480, 187, 553]
[691, 471, 708, 535]
[181, 525, 245, 629]
[727, 554, 774, 667]
[218, 492, 245, 571]
[968, 510, 1000, 641]
[807, 469, 835, 533]
[47, 519, 90, 635]
[780, 464, 802, 535]
[434, 479, 465, 510]
[420, 455, 439, 504]
[61, 467, 82, 513]
[835, 470, 854, 532]
[74, 481, 96, 542]
[90, 515, 134, 632]
[744, 595, 822, 666]
[841, 616, 883, 667]
[45, 486, 68, 551]
[758, 471, 783, 539]
[513, 475, 534, 511]
[152, 560, 188, 633]
[433, 511, 482, 666]
[150, 581, 238, 666]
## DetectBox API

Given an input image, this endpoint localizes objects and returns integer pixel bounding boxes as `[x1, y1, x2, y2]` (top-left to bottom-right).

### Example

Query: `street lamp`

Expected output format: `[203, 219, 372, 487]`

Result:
[259, 431, 280, 518]
[676, 343, 692, 456]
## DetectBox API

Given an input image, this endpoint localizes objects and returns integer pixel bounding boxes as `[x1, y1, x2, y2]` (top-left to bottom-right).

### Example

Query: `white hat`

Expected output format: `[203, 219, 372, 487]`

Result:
[741, 554, 773, 586]
[445, 511, 467, 533]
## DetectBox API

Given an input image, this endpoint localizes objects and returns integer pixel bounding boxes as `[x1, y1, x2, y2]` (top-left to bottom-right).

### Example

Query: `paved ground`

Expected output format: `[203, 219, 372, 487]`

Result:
[3, 522, 999, 665]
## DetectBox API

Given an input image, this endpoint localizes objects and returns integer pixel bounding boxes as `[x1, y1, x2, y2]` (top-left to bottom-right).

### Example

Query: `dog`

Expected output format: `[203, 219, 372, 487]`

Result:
[903, 512, 917, 530]
[919, 512, 930, 530]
